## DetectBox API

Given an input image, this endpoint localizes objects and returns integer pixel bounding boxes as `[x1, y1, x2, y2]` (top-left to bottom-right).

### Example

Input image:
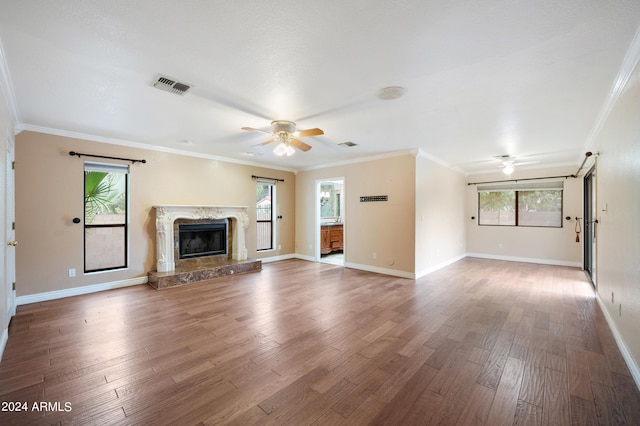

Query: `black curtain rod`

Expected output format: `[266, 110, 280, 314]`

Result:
[251, 174, 284, 182]
[69, 151, 146, 164]
[573, 151, 593, 177]
[467, 175, 573, 186]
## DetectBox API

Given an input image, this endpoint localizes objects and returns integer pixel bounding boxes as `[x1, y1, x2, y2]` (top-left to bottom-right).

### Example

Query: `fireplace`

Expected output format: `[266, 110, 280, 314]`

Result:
[152, 205, 250, 272]
[149, 205, 261, 289]
[178, 220, 227, 259]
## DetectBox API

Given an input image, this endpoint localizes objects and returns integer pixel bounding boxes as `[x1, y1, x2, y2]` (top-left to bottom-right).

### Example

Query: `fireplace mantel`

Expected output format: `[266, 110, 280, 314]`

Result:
[153, 205, 249, 272]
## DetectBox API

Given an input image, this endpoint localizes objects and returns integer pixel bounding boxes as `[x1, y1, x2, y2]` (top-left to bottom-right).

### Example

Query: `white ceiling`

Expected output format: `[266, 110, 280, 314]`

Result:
[1, 1, 639, 174]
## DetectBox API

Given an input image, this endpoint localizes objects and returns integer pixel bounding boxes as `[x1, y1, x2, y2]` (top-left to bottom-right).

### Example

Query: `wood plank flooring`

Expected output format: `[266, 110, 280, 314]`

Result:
[1, 258, 639, 425]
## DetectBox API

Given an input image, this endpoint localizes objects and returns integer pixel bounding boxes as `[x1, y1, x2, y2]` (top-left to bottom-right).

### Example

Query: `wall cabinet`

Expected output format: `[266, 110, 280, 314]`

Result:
[321, 224, 343, 255]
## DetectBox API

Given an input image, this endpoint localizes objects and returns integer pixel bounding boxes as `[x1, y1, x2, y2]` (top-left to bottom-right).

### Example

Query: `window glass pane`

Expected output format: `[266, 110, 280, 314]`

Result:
[479, 191, 515, 225]
[518, 190, 562, 227]
[85, 171, 126, 225]
[256, 183, 273, 251]
[85, 226, 126, 271]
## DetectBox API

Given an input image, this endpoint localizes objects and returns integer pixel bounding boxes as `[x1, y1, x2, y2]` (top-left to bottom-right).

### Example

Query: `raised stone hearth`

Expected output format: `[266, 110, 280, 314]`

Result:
[148, 258, 261, 289]
[149, 205, 261, 289]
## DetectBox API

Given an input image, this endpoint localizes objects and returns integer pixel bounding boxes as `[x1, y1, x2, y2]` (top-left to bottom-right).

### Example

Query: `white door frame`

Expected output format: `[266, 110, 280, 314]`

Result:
[5, 131, 16, 320]
[315, 177, 345, 264]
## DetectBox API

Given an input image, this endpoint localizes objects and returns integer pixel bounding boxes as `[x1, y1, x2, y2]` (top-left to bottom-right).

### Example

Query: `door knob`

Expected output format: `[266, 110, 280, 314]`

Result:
[7, 241, 17, 246]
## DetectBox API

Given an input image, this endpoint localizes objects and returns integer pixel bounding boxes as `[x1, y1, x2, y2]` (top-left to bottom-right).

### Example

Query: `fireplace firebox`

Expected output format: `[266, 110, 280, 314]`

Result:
[178, 220, 227, 259]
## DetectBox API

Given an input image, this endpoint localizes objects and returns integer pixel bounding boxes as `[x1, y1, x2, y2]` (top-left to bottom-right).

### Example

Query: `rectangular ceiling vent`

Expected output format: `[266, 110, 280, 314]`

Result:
[152, 74, 192, 96]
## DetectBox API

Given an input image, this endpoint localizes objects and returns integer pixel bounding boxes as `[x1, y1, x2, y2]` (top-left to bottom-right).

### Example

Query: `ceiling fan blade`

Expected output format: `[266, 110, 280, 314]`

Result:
[290, 139, 312, 152]
[294, 128, 324, 137]
[241, 126, 273, 135]
[251, 139, 275, 148]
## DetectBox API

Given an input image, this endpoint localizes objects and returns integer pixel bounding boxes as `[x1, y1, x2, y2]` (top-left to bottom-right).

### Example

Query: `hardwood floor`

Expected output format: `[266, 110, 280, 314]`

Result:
[1, 258, 639, 425]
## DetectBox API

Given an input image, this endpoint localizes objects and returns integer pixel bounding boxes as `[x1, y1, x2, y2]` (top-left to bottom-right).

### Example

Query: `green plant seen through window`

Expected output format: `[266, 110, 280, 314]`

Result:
[84, 171, 126, 224]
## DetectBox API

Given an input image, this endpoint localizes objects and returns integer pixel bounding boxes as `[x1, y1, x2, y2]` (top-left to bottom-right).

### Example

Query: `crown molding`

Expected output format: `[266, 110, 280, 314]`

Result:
[415, 148, 466, 175]
[583, 24, 640, 152]
[19, 124, 297, 173]
[296, 149, 419, 172]
[0, 37, 20, 129]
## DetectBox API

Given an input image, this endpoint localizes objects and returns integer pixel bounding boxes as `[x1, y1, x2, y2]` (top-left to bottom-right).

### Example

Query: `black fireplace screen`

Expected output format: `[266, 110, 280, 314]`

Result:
[178, 221, 227, 259]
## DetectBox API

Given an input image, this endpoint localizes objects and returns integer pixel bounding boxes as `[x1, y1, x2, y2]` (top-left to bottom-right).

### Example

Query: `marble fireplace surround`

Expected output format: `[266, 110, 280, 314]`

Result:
[153, 205, 249, 273]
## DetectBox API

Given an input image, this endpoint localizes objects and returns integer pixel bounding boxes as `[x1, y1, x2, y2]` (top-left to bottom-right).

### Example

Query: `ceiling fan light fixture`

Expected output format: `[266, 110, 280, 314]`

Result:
[503, 162, 515, 175]
[273, 143, 287, 156]
[273, 142, 295, 157]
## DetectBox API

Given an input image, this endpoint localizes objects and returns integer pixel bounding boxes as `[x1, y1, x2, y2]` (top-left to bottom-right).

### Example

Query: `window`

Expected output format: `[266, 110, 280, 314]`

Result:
[478, 181, 563, 228]
[256, 182, 274, 251]
[84, 162, 129, 272]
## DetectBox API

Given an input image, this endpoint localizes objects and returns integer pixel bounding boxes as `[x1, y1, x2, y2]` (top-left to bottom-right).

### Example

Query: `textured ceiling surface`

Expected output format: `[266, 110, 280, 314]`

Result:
[1, 0, 639, 173]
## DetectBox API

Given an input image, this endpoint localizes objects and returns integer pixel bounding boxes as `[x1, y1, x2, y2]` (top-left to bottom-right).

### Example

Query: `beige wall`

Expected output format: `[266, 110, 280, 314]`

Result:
[415, 153, 466, 276]
[590, 61, 640, 371]
[296, 154, 416, 276]
[0, 84, 13, 349]
[15, 131, 295, 296]
[465, 165, 583, 266]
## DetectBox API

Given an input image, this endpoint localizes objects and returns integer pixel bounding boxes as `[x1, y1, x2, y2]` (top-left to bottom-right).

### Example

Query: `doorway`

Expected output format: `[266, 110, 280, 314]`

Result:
[584, 166, 596, 286]
[317, 178, 344, 266]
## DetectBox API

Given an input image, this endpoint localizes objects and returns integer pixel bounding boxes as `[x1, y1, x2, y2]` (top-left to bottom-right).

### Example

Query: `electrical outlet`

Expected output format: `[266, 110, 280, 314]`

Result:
[612, 291, 615, 304]
[69, 268, 76, 278]
[498, 243, 503, 249]
[619, 304, 622, 317]
[372, 252, 377, 259]
[278, 244, 281, 250]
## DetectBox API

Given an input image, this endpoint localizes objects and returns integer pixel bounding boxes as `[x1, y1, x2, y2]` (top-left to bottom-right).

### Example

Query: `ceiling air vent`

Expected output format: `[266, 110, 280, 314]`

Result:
[152, 74, 192, 96]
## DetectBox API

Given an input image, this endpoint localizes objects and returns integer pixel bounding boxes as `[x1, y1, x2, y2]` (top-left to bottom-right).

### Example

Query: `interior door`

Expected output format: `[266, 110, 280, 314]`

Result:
[6, 134, 16, 319]
[583, 166, 596, 285]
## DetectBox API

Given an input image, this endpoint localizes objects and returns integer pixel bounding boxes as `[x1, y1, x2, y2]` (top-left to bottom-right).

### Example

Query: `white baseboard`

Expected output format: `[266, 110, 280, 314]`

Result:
[259, 253, 297, 263]
[294, 253, 316, 262]
[466, 252, 581, 268]
[0, 327, 7, 362]
[596, 294, 640, 391]
[343, 262, 415, 279]
[16, 276, 148, 306]
[415, 254, 467, 280]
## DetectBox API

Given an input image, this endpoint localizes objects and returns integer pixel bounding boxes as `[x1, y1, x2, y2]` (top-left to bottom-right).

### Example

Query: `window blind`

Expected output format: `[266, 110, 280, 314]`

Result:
[84, 161, 129, 174]
[477, 180, 564, 192]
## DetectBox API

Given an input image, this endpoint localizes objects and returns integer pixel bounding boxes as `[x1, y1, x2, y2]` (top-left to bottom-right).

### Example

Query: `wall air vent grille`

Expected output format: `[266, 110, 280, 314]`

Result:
[152, 74, 192, 96]
[360, 195, 388, 202]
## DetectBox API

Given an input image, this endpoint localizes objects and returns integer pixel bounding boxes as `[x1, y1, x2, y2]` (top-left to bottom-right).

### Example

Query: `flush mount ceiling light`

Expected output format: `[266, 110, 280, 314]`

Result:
[377, 86, 405, 100]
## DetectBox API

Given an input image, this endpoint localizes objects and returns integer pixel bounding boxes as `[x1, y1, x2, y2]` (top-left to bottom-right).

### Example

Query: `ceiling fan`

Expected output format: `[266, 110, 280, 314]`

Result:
[494, 155, 539, 175]
[242, 120, 324, 156]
